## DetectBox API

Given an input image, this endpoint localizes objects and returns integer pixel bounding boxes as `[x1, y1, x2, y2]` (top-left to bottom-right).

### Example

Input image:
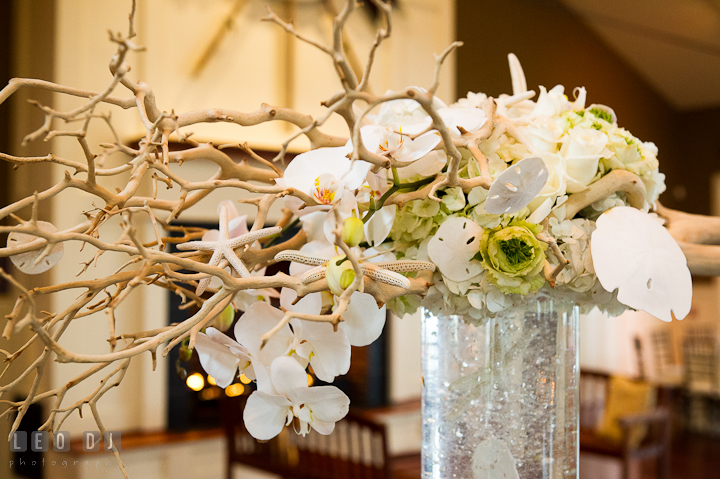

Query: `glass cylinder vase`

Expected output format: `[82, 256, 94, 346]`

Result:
[421, 291, 580, 479]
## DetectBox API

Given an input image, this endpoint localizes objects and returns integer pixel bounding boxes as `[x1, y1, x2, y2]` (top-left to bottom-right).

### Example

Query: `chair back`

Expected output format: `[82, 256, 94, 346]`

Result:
[683, 327, 718, 392]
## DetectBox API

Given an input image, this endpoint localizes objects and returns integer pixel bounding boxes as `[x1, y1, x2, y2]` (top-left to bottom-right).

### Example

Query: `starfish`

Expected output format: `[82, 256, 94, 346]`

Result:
[177, 204, 281, 295]
[274, 250, 436, 290]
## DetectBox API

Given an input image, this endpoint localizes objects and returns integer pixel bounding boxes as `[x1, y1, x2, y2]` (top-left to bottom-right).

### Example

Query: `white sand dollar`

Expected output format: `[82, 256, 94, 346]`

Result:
[485, 156, 548, 215]
[472, 437, 519, 479]
[8, 221, 64, 274]
[427, 216, 483, 282]
[591, 206, 692, 322]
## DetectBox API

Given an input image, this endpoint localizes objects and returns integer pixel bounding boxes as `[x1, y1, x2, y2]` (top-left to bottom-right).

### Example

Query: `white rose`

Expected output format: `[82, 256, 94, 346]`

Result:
[561, 127, 609, 192]
[527, 152, 567, 212]
[518, 117, 563, 154]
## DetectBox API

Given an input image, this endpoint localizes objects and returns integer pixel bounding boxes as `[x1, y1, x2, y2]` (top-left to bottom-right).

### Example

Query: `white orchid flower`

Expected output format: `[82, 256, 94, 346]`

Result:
[279, 241, 389, 347]
[235, 298, 350, 383]
[277, 145, 371, 206]
[370, 87, 448, 134]
[436, 107, 487, 137]
[360, 124, 441, 164]
[396, 150, 448, 180]
[591, 206, 692, 322]
[194, 327, 254, 388]
[243, 356, 350, 440]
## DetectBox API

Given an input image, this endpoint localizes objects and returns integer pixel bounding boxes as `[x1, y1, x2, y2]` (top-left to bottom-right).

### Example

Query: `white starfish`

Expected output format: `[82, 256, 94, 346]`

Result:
[274, 250, 436, 290]
[178, 204, 281, 295]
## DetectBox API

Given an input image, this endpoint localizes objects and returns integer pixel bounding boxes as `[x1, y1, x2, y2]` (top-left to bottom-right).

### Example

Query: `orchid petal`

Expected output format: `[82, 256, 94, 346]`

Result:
[205, 327, 249, 358]
[298, 210, 330, 242]
[340, 159, 373, 192]
[194, 332, 242, 388]
[395, 131, 442, 163]
[291, 319, 351, 383]
[218, 199, 239, 220]
[427, 216, 484, 282]
[309, 418, 336, 435]
[591, 207, 692, 322]
[289, 386, 350, 424]
[281, 145, 353, 195]
[251, 360, 274, 394]
[243, 391, 291, 440]
[201, 229, 219, 242]
[358, 125, 385, 153]
[270, 356, 310, 397]
[234, 302, 292, 364]
[364, 205, 396, 246]
[438, 107, 487, 135]
[280, 288, 322, 316]
[396, 150, 447, 180]
[339, 292, 386, 347]
[228, 215, 249, 238]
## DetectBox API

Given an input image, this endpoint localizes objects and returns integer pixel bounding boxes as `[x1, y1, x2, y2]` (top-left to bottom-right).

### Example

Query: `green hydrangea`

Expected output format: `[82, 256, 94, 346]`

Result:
[478, 219, 547, 294]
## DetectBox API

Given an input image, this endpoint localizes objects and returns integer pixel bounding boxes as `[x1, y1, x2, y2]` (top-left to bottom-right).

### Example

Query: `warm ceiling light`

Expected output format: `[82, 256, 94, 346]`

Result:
[225, 383, 245, 397]
[239, 374, 252, 385]
[186, 373, 205, 391]
[207, 375, 217, 386]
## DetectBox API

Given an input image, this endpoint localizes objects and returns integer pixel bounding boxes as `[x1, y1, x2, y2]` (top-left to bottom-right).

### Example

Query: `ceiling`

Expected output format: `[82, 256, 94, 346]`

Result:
[560, 0, 720, 110]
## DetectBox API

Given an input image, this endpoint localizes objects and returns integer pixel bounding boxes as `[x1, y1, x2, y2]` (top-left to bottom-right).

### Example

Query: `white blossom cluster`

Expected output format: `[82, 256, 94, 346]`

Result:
[386, 85, 666, 319]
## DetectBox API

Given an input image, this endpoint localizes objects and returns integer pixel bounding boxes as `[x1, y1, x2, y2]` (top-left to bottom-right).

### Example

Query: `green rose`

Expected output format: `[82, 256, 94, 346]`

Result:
[478, 220, 547, 295]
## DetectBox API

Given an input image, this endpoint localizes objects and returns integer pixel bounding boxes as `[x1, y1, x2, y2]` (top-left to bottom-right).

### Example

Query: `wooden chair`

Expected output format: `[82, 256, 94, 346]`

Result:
[222, 395, 407, 479]
[682, 327, 718, 393]
[681, 327, 720, 435]
[579, 369, 672, 479]
[650, 329, 675, 379]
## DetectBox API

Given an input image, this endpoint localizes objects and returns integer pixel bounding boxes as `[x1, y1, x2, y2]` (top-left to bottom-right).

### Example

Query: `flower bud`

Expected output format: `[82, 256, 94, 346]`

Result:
[325, 255, 355, 296]
[342, 217, 364, 247]
[213, 303, 236, 332]
[178, 345, 193, 362]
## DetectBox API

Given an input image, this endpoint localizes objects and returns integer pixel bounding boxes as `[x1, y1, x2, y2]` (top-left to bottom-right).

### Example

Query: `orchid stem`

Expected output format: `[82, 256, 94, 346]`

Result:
[362, 176, 435, 224]
[264, 217, 301, 247]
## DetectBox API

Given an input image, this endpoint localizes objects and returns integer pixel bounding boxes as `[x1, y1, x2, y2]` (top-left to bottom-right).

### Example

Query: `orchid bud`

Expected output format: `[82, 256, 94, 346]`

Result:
[178, 345, 193, 362]
[326, 255, 355, 296]
[214, 303, 236, 332]
[342, 217, 364, 247]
